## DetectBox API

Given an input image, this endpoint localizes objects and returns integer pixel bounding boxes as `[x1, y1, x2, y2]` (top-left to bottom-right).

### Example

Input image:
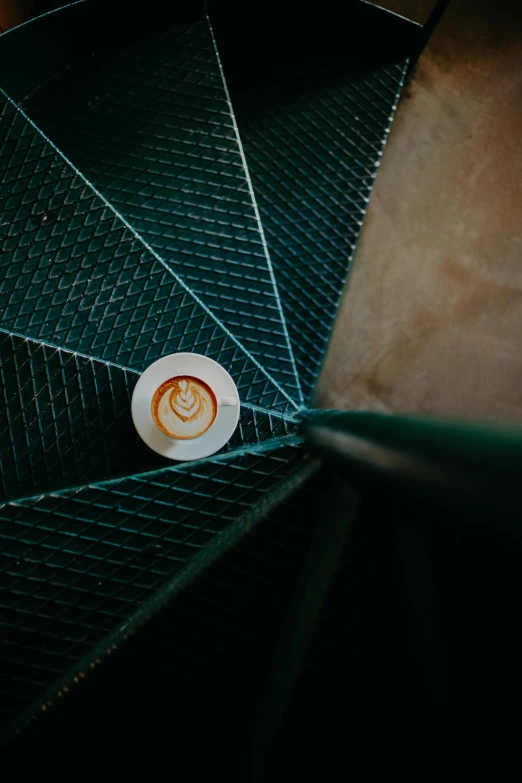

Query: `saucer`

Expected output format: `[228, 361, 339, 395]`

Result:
[131, 353, 240, 461]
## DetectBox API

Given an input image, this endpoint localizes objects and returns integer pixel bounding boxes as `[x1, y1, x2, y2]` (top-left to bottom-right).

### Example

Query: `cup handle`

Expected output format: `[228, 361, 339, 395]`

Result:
[218, 396, 237, 407]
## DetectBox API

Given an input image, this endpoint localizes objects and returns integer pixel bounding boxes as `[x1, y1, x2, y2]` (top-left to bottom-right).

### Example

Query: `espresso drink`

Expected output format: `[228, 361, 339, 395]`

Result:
[151, 376, 218, 439]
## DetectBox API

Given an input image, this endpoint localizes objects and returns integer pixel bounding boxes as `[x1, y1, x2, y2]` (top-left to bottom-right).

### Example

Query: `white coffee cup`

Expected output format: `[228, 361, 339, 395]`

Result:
[131, 353, 240, 461]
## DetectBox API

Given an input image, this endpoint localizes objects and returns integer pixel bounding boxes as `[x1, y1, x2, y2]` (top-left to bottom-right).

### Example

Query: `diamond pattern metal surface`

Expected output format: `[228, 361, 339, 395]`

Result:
[0, 459, 321, 756]
[0, 0, 415, 746]
[127, 466, 327, 675]
[0, 95, 297, 415]
[0, 330, 297, 503]
[21, 18, 301, 403]
[231, 59, 407, 399]
[0, 441, 304, 726]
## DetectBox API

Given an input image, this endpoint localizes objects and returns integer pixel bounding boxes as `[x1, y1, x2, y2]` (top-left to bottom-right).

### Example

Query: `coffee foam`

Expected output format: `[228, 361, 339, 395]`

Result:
[151, 376, 217, 440]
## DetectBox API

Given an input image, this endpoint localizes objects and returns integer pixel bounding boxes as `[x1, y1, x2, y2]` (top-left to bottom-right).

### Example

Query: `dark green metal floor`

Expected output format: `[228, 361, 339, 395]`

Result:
[20, 16, 303, 403]
[0, 0, 418, 752]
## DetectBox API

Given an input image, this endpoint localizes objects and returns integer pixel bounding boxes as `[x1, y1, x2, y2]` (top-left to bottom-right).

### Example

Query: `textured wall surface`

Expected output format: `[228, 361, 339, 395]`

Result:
[316, 0, 522, 422]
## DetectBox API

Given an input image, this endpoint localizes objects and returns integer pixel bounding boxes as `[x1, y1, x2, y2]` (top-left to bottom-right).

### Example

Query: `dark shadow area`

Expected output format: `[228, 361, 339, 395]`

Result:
[2, 469, 328, 774]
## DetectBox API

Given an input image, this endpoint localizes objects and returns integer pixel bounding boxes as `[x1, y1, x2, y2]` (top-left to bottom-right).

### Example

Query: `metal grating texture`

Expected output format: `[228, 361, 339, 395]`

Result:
[0, 0, 419, 751]
[120, 466, 328, 677]
[230, 58, 407, 400]
[0, 330, 297, 503]
[20, 17, 302, 404]
[0, 441, 304, 728]
[0, 95, 298, 416]
[2, 465, 325, 765]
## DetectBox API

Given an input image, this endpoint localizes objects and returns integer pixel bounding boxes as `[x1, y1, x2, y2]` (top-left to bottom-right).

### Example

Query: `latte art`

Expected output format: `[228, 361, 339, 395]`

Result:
[151, 376, 217, 439]
[172, 379, 202, 420]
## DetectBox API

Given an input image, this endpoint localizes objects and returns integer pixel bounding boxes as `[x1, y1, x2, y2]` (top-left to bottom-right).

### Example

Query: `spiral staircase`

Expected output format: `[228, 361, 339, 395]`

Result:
[4, 0, 517, 774]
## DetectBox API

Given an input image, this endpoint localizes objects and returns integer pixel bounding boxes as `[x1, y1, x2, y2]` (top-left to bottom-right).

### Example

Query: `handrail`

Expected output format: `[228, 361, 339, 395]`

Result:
[304, 410, 522, 525]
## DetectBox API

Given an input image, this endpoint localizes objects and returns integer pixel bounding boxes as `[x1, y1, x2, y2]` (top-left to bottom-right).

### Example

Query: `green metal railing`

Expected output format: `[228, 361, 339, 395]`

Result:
[305, 410, 522, 525]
